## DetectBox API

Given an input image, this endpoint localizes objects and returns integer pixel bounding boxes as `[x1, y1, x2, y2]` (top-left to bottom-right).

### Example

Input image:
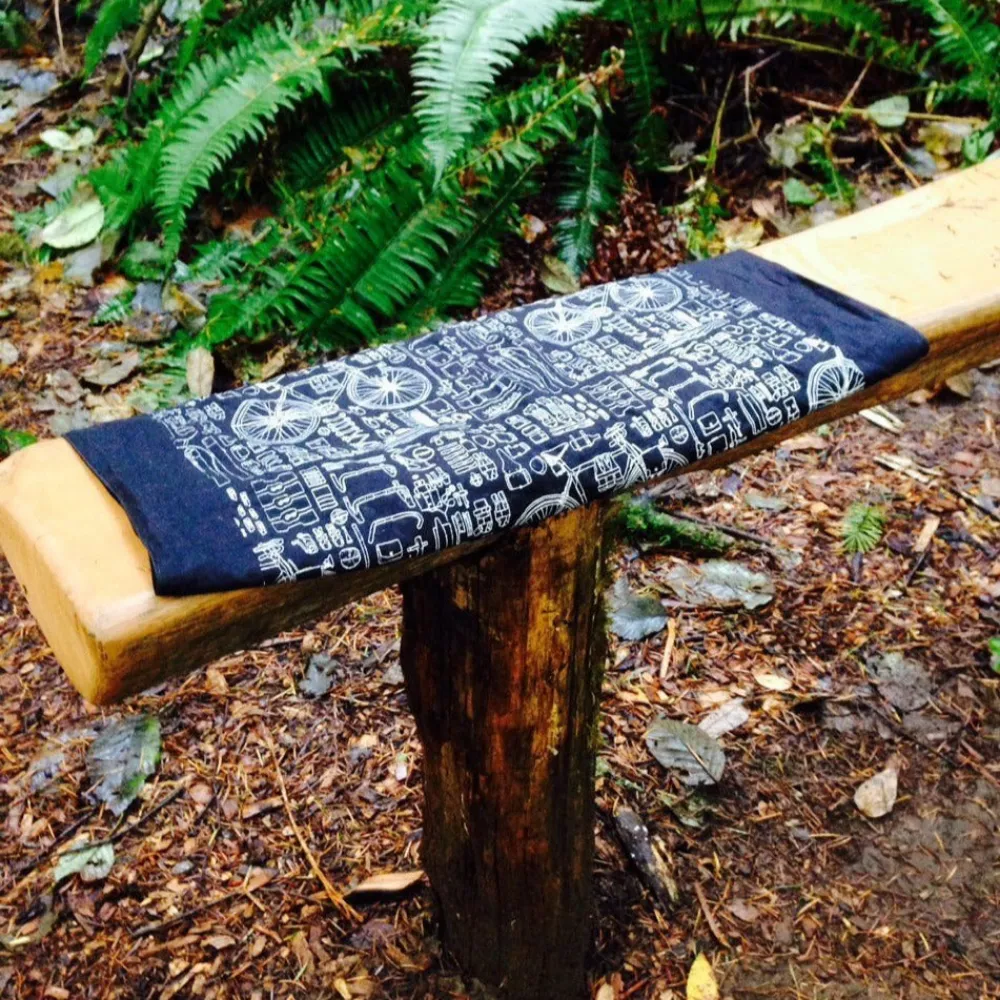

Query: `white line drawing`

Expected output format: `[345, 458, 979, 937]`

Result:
[148, 262, 888, 586]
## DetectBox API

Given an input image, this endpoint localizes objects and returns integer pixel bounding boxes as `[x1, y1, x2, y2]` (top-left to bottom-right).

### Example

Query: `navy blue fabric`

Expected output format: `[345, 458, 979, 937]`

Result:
[67, 252, 928, 596]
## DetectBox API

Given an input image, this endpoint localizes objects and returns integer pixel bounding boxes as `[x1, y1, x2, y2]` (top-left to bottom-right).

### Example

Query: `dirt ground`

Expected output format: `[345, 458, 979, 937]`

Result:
[2, 321, 999, 999]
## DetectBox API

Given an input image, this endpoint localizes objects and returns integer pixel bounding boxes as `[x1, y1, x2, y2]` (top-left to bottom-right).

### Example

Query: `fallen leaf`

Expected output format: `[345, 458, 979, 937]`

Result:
[188, 782, 214, 806]
[782, 177, 818, 206]
[0, 340, 19, 368]
[728, 898, 760, 922]
[867, 652, 932, 712]
[646, 718, 725, 786]
[594, 984, 616, 1000]
[765, 122, 809, 168]
[686, 954, 719, 1000]
[185, 346, 214, 398]
[784, 432, 828, 451]
[944, 371, 974, 399]
[53, 841, 115, 884]
[663, 560, 774, 610]
[299, 654, 339, 698]
[753, 672, 792, 692]
[698, 698, 750, 738]
[345, 870, 425, 898]
[608, 578, 667, 640]
[203, 934, 236, 951]
[854, 766, 898, 818]
[205, 667, 229, 695]
[80, 350, 141, 387]
[39, 126, 96, 152]
[41, 195, 105, 250]
[918, 120, 974, 157]
[716, 216, 764, 251]
[866, 95, 909, 129]
[540, 255, 580, 295]
[86, 715, 161, 816]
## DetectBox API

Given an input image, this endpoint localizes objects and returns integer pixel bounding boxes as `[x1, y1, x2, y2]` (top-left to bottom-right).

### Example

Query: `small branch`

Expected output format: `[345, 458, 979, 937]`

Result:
[612, 806, 679, 910]
[263, 731, 360, 922]
[110, 0, 169, 96]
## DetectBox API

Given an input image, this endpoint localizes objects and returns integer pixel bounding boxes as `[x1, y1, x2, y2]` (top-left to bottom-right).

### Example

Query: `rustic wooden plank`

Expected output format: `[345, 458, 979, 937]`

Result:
[1, 161, 999, 704]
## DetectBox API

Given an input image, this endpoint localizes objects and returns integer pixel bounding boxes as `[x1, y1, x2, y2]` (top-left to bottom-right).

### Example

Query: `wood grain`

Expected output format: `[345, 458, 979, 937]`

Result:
[2, 161, 999, 704]
[400, 503, 609, 999]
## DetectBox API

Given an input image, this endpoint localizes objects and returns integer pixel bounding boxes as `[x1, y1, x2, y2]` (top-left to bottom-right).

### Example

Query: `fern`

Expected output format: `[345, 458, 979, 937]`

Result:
[905, 0, 1000, 120]
[404, 161, 540, 323]
[653, 0, 886, 39]
[83, 0, 144, 77]
[555, 121, 618, 275]
[603, 0, 661, 119]
[413, 0, 592, 177]
[156, 3, 402, 254]
[281, 86, 410, 190]
[840, 502, 887, 554]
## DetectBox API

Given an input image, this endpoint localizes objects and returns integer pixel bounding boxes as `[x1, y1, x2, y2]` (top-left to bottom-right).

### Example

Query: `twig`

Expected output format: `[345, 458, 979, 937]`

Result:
[52, 0, 66, 69]
[132, 887, 248, 938]
[947, 484, 1000, 524]
[612, 806, 679, 910]
[659, 618, 678, 684]
[838, 59, 872, 114]
[662, 510, 771, 549]
[110, 0, 169, 96]
[784, 93, 983, 124]
[693, 881, 730, 948]
[263, 731, 360, 922]
[877, 134, 922, 189]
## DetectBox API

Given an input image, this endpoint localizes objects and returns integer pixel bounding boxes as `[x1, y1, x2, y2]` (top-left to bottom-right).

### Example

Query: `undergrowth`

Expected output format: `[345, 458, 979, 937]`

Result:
[49, 0, 1000, 352]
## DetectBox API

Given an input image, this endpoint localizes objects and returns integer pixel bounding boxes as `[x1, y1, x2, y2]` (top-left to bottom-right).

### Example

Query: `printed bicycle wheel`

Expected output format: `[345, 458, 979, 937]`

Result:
[609, 275, 683, 312]
[347, 366, 432, 410]
[232, 395, 320, 445]
[523, 301, 605, 345]
[807, 355, 865, 410]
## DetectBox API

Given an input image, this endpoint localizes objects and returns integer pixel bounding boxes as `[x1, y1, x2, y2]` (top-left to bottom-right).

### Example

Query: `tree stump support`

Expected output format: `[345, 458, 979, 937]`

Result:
[400, 503, 610, 999]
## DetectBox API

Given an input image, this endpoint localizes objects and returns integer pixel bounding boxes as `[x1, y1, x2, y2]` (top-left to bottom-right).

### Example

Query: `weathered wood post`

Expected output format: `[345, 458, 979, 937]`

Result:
[400, 503, 611, 999]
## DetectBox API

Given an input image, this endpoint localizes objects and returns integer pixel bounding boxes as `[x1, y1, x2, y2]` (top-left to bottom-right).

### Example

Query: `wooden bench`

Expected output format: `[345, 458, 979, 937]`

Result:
[2, 161, 999, 998]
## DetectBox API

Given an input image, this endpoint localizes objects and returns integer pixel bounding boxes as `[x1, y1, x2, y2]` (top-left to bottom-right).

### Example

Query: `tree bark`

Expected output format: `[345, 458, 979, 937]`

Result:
[400, 503, 610, 1000]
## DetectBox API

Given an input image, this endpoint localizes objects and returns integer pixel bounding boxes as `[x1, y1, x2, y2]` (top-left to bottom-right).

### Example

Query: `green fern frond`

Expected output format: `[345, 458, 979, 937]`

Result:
[603, 0, 661, 118]
[457, 71, 602, 181]
[840, 502, 887, 554]
[555, 120, 618, 274]
[905, 0, 1000, 118]
[280, 85, 411, 190]
[654, 0, 885, 38]
[413, 0, 593, 177]
[83, 0, 144, 77]
[405, 161, 540, 322]
[156, 2, 407, 255]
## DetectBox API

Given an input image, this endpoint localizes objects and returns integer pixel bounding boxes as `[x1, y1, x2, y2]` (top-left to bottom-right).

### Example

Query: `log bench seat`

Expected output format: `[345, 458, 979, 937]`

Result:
[2, 160, 999, 998]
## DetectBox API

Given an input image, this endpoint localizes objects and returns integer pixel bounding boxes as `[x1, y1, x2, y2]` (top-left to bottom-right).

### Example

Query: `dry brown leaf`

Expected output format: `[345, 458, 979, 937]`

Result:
[205, 667, 229, 695]
[345, 870, 424, 898]
[186, 346, 214, 399]
[753, 672, 792, 692]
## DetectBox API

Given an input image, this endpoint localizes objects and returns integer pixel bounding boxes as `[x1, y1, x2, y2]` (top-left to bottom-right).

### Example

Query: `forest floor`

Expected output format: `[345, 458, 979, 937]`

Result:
[2, 21, 1000, 1000]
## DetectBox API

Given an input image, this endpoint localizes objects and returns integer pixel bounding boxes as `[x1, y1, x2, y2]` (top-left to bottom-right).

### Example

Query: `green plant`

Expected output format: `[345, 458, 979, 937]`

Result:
[0, 429, 37, 457]
[840, 502, 887, 554]
[989, 637, 1000, 675]
[71, 0, 998, 359]
[616, 497, 732, 554]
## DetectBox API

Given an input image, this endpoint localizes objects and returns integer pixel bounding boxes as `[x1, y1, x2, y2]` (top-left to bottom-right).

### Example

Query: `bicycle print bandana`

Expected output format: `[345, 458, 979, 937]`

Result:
[67, 251, 927, 596]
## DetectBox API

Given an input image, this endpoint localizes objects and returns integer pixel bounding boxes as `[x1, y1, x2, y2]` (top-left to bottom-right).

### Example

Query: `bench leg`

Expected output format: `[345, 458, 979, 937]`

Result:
[400, 503, 609, 999]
